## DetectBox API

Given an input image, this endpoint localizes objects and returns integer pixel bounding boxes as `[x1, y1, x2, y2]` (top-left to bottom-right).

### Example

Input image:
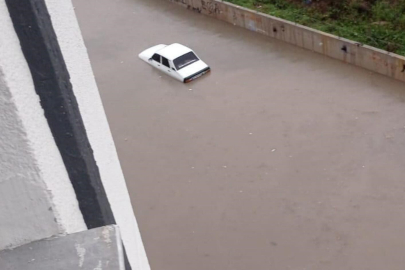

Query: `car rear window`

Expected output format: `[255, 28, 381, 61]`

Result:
[173, 52, 199, 70]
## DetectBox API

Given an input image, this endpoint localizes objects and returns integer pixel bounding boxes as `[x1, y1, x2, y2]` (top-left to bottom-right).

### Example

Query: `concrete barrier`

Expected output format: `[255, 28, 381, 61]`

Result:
[170, 0, 405, 83]
[0, 226, 125, 270]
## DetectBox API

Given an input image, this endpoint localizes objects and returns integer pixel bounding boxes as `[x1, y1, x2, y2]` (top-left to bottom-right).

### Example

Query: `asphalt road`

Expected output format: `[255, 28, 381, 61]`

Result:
[73, 0, 405, 269]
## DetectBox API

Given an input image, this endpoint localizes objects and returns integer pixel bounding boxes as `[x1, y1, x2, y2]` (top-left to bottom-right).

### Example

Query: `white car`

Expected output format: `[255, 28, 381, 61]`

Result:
[139, 43, 210, 83]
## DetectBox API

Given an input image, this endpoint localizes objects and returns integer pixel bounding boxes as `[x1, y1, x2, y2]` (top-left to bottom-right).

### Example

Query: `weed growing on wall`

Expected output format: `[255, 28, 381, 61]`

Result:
[227, 0, 405, 55]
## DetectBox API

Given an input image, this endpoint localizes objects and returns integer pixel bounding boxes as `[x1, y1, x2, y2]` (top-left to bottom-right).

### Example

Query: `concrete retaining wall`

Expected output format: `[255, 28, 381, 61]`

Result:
[0, 0, 87, 249]
[1, 1, 150, 269]
[170, 0, 405, 83]
[44, 1, 150, 269]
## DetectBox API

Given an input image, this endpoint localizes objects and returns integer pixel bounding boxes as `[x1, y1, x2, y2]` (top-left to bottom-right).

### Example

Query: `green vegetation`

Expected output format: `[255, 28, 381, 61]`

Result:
[226, 0, 405, 55]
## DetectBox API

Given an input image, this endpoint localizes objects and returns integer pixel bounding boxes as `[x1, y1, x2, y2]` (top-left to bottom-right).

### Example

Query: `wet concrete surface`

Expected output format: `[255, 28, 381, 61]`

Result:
[73, 0, 405, 269]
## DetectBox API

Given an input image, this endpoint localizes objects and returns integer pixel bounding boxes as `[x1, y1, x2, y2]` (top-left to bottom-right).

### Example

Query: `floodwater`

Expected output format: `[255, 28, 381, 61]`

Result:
[73, 0, 405, 269]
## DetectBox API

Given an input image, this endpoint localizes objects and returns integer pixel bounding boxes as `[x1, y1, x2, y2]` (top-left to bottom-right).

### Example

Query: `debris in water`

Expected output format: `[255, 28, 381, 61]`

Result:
[189, 88, 192, 91]
[223, 165, 227, 168]
[271, 149, 276, 152]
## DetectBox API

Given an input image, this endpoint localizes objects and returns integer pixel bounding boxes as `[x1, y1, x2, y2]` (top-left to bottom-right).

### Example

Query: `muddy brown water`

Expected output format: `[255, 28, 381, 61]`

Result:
[73, 0, 405, 269]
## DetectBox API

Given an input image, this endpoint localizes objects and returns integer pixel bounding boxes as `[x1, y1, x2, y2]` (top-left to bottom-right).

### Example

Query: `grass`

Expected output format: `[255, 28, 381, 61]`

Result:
[225, 0, 405, 56]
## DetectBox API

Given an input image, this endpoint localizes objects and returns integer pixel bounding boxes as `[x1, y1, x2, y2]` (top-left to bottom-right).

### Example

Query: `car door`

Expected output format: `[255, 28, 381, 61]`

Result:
[161, 56, 178, 80]
[151, 53, 162, 69]
[169, 60, 182, 81]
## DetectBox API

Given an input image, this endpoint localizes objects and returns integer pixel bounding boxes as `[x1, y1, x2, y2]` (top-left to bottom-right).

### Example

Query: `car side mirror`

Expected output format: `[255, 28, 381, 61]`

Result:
[172, 68, 175, 71]
[148, 58, 152, 61]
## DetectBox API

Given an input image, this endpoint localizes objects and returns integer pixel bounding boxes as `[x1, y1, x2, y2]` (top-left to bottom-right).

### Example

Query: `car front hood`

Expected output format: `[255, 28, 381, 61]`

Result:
[177, 60, 209, 78]
[138, 44, 166, 62]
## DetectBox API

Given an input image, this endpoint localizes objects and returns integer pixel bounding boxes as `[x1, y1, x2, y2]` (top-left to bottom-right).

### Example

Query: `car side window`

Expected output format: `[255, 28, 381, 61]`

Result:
[162, 57, 170, 68]
[152, 54, 161, 63]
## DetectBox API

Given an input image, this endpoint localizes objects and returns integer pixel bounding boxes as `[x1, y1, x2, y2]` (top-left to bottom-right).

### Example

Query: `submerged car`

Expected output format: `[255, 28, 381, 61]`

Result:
[139, 43, 210, 83]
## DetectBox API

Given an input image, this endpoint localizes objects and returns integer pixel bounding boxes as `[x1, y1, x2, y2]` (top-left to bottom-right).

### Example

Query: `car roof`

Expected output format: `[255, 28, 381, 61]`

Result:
[157, 43, 192, 60]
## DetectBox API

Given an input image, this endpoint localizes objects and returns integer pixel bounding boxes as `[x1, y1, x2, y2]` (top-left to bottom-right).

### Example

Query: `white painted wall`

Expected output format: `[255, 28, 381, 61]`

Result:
[0, 0, 87, 250]
[44, 1, 150, 269]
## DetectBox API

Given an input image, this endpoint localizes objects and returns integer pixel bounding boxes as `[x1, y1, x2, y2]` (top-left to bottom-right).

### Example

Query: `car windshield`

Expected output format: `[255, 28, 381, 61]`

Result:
[173, 52, 199, 70]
